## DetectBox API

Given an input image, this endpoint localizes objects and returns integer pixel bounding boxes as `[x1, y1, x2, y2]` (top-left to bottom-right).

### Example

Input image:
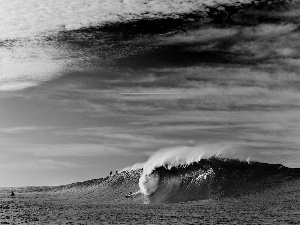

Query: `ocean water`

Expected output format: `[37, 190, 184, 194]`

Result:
[1, 0, 300, 223]
[1, 158, 299, 224]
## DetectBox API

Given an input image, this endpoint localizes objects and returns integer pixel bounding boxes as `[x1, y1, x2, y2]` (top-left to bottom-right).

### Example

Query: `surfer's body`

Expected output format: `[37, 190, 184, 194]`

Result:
[125, 190, 142, 198]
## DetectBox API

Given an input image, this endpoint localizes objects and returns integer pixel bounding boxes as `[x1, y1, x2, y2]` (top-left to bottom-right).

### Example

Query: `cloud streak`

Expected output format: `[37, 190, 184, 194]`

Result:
[0, 0, 266, 40]
[0, 41, 67, 91]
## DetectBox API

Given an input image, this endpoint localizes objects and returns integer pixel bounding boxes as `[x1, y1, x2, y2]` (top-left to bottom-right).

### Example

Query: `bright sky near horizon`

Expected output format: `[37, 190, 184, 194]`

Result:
[1, 0, 300, 186]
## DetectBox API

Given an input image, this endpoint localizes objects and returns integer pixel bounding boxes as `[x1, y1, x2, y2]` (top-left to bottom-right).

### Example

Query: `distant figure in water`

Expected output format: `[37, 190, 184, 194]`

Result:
[110, 171, 112, 176]
[116, 171, 118, 174]
[10, 191, 15, 197]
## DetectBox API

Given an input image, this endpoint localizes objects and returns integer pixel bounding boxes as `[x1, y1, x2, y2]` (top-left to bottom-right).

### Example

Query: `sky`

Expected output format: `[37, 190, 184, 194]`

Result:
[1, 0, 300, 186]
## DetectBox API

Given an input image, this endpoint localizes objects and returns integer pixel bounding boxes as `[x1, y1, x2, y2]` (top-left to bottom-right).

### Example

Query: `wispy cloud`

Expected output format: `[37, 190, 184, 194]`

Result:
[0, 159, 83, 170]
[1, 143, 126, 157]
[0, 0, 259, 40]
[0, 43, 67, 91]
[159, 28, 238, 44]
[0, 126, 54, 134]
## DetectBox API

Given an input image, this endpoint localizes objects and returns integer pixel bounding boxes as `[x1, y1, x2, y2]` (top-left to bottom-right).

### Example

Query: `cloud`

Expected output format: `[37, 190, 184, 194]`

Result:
[229, 23, 300, 61]
[0, 43, 66, 92]
[0, 159, 83, 170]
[242, 24, 297, 37]
[53, 127, 185, 152]
[0, 126, 46, 134]
[20, 61, 300, 121]
[1, 143, 126, 157]
[1, 0, 300, 174]
[2, 1, 298, 94]
[0, 0, 260, 40]
[0, 82, 38, 92]
[159, 28, 238, 44]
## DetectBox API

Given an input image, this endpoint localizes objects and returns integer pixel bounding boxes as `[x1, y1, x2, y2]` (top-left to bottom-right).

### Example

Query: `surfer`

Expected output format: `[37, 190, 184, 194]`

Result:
[10, 191, 15, 197]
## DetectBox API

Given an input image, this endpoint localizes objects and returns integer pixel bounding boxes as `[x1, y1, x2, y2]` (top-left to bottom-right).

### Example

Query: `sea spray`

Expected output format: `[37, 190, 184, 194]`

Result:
[142, 145, 227, 175]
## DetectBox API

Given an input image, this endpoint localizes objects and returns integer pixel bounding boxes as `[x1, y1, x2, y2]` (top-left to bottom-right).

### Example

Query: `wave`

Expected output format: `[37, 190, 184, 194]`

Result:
[141, 157, 300, 203]
[138, 144, 249, 196]
[45, 145, 300, 204]
[132, 144, 300, 203]
[49, 157, 300, 204]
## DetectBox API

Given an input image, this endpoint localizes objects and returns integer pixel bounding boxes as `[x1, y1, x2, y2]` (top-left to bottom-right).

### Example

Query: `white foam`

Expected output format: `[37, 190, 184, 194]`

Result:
[139, 171, 160, 195]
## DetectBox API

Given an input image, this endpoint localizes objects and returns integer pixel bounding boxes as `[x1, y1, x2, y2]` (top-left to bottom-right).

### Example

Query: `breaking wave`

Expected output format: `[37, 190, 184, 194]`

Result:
[140, 157, 299, 203]
[126, 145, 300, 203]
[51, 156, 300, 204]
[49, 152, 300, 204]
[138, 145, 242, 196]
